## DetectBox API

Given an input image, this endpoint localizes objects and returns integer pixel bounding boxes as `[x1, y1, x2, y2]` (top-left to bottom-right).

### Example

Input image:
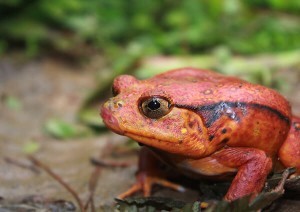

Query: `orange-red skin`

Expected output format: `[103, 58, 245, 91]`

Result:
[100, 67, 299, 201]
[279, 116, 300, 173]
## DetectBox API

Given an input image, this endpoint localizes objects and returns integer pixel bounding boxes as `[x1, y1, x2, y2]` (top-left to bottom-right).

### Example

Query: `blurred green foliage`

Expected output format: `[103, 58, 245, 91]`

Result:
[23, 140, 40, 154]
[0, 0, 299, 57]
[4, 95, 22, 110]
[44, 118, 93, 139]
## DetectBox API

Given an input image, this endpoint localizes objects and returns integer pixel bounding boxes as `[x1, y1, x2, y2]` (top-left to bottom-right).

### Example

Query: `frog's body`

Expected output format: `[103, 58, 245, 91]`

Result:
[101, 68, 300, 201]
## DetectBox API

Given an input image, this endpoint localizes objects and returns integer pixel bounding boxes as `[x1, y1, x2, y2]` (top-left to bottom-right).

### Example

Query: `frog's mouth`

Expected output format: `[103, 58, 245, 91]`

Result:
[124, 131, 186, 155]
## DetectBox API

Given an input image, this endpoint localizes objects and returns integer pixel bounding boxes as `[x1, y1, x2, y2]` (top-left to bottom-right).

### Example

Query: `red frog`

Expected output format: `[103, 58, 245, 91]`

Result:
[100, 68, 300, 201]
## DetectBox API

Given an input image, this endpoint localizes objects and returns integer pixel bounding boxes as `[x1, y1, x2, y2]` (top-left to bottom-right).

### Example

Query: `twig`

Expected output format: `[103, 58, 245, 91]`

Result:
[84, 152, 103, 211]
[84, 141, 136, 210]
[28, 155, 85, 212]
[90, 157, 132, 168]
[84, 141, 135, 210]
[4, 156, 40, 174]
[272, 168, 290, 193]
[84, 166, 101, 211]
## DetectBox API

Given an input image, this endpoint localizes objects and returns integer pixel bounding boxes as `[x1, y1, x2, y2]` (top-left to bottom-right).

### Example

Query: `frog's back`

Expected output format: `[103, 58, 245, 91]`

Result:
[153, 67, 291, 121]
[151, 68, 292, 156]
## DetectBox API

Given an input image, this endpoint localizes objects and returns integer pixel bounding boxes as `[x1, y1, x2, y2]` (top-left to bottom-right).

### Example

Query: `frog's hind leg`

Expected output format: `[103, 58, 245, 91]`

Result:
[279, 116, 300, 175]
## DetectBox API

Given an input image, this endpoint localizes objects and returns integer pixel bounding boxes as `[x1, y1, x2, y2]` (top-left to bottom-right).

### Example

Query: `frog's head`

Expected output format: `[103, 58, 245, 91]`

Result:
[100, 69, 214, 158]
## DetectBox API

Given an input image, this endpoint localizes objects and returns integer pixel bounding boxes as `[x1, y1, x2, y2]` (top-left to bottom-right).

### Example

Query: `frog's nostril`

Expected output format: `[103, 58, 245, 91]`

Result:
[117, 102, 123, 108]
[114, 100, 124, 109]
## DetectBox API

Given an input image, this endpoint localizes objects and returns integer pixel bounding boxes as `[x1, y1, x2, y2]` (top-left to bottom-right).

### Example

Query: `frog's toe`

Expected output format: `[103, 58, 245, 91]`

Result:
[117, 172, 185, 199]
[117, 183, 142, 199]
[150, 177, 186, 193]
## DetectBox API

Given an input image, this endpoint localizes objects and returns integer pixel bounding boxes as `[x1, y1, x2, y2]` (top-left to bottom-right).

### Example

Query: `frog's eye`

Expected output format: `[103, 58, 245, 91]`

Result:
[140, 97, 172, 119]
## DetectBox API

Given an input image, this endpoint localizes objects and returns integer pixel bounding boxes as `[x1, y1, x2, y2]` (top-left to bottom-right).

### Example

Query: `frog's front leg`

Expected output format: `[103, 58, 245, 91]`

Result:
[212, 147, 272, 201]
[118, 147, 185, 199]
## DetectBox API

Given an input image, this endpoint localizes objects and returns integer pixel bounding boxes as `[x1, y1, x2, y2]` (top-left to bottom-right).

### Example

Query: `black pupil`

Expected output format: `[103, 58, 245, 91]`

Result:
[148, 99, 160, 111]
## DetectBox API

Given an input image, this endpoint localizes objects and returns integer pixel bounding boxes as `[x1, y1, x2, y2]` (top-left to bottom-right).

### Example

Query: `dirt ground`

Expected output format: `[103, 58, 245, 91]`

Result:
[0, 56, 134, 210]
[0, 56, 299, 211]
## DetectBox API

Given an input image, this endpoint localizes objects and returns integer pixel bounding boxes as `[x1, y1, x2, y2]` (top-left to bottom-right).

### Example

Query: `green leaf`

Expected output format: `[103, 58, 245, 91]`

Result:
[5, 95, 22, 110]
[45, 118, 76, 139]
[116, 197, 206, 211]
[181, 201, 202, 212]
[206, 196, 254, 212]
[115, 197, 188, 211]
[44, 118, 92, 139]
[23, 140, 40, 154]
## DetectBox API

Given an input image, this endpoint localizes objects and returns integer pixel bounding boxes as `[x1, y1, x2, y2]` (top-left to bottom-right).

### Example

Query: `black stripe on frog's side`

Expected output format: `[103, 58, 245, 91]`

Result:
[175, 101, 290, 128]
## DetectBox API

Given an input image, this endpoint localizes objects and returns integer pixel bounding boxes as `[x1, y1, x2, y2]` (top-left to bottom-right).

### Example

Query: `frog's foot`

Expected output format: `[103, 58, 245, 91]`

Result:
[117, 172, 185, 199]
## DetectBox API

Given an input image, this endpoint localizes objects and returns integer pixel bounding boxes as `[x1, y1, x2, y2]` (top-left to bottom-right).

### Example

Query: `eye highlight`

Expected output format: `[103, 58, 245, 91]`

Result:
[140, 97, 172, 119]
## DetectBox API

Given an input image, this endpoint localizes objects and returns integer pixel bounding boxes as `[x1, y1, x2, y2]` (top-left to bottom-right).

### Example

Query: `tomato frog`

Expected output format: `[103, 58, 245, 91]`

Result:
[100, 68, 300, 201]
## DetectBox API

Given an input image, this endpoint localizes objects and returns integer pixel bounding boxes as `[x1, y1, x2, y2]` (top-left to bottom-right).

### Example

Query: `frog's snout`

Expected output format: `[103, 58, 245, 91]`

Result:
[100, 101, 123, 134]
